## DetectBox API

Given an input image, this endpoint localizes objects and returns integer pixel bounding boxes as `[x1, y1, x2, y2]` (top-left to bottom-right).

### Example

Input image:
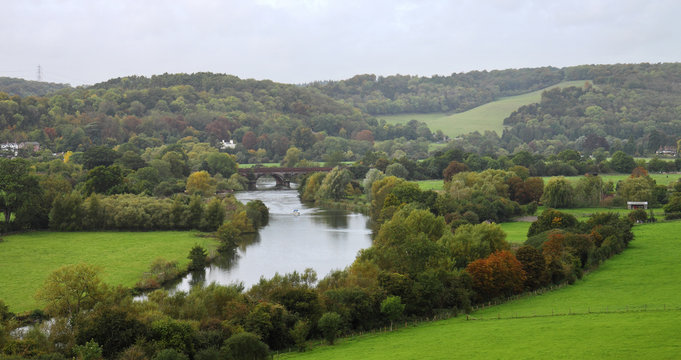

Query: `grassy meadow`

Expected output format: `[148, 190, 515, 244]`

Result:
[0, 231, 217, 313]
[284, 221, 681, 359]
[499, 221, 532, 243]
[377, 80, 588, 138]
[542, 172, 681, 186]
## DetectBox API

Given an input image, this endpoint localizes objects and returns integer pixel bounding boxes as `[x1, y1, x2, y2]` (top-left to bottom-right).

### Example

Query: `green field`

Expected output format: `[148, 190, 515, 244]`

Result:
[284, 221, 681, 359]
[542, 173, 681, 186]
[417, 173, 681, 198]
[541, 206, 665, 221]
[238, 162, 280, 168]
[499, 221, 532, 243]
[0, 231, 217, 313]
[377, 81, 588, 138]
[414, 179, 444, 191]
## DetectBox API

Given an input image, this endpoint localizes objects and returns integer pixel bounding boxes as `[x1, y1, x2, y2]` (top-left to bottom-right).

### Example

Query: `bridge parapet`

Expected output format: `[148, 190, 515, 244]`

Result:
[237, 167, 334, 189]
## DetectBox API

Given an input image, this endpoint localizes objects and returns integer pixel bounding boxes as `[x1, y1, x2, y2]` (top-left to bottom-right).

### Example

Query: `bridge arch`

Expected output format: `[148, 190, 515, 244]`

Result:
[237, 167, 334, 190]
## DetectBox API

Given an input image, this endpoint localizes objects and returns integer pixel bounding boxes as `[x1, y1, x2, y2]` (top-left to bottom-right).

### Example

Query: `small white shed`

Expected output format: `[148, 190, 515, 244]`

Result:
[627, 201, 648, 210]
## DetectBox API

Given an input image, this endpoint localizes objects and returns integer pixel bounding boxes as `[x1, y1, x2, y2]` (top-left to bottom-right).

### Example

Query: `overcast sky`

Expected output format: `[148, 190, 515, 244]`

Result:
[2, 0, 680, 86]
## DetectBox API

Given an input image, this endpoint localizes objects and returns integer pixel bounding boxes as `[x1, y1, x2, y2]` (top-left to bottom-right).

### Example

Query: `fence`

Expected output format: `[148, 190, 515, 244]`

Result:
[466, 303, 681, 321]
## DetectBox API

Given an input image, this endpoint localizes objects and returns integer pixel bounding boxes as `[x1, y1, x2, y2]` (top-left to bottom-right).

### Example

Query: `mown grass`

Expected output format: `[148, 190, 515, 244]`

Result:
[542, 173, 681, 186]
[499, 222, 532, 243]
[414, 179, 444, 191]
[536, 206, 665, 221]
[284, 221, 681, 359]
[0, 231, 217, 313]
[238, 162, 280, 168]
[377, 81, 588, 138]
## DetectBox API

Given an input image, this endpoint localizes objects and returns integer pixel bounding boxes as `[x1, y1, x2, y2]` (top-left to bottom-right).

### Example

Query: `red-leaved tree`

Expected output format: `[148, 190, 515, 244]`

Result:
[465, 250, 526, 302]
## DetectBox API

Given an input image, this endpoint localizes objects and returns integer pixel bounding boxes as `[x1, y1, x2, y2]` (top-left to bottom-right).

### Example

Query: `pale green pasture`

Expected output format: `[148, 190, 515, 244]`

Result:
[377, 81, 588, 138]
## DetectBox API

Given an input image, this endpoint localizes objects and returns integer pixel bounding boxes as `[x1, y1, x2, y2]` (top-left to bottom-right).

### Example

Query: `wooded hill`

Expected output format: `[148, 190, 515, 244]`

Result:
[0, 77, 70, 97]
[0, 72, 437, 163]
[1, 63, 681, 159]
[500, 63, 681, 155]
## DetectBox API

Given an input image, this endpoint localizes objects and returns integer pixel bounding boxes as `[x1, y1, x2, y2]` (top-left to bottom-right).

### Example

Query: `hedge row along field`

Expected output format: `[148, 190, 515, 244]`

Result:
[283, 221, 681, 359]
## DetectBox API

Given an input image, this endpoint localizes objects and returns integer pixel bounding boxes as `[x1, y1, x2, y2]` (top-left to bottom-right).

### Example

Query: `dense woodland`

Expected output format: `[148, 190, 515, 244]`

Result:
[0, 78, 69, 98]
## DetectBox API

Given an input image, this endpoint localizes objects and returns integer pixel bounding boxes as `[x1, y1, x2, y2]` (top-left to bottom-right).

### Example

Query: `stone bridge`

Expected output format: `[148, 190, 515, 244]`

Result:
[237, 166, 333, 190]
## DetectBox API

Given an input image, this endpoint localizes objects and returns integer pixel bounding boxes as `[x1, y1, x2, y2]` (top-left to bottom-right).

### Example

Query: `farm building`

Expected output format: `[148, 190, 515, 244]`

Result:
[627, 201, 648, 210]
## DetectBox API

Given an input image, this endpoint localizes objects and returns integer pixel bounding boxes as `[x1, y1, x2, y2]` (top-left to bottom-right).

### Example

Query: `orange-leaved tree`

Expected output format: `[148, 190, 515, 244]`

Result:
[465, 250, 526, 303]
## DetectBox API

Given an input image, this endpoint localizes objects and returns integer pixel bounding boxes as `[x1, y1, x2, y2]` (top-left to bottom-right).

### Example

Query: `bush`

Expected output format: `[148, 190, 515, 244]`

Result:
[527, 209, 579, 237]
[188, 245, 208, 271]
[152, 349, 188, 360]
[317, 312, 342, 345]
[137, 258, 181, 290]
[628, 209, 648, 223]
[665, 212, 681, 220]
[221, 332, 269, 360]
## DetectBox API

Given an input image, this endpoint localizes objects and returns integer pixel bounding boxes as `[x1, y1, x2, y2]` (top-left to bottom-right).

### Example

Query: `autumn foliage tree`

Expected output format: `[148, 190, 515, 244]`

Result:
[527, 208, 579, 237]
[465, 250, 526, 302]
[443, 161, 468, 182]
[186, 171, 215, 195]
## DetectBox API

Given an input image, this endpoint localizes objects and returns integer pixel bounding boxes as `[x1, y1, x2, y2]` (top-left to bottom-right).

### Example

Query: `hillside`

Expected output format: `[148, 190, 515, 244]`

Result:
[284, 222, 681, 359]
[311, 67, 567, 115]
[0, 77, 71, 97]
[0, 72, 435, 163]
[377, 80, 588, 137]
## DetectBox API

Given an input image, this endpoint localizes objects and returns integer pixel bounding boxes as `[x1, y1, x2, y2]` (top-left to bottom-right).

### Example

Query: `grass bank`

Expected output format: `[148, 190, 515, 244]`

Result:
[0, 231, 217, 313]
[283, 221, 681, 359]
[377, 81, 587, 138]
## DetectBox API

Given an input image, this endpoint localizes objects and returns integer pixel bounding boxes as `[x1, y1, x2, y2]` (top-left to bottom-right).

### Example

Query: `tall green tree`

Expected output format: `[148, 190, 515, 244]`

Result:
[0, 158, 42, 232]
[317, 312, 342, 345]
[315, 166, 351, 201]
[85, 165, 124, 195]
[82, 146, 119, 170]
[35, 263, 107, 324]
[610, 151, 636, 173]
[380, 295, 405, 331]
[541, 177, 575, 208]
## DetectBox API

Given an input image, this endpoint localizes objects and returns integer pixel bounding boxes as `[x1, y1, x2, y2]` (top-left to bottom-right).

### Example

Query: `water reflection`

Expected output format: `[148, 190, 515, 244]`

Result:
[311, 209, 349, 229]
[168, 180, 372, 293]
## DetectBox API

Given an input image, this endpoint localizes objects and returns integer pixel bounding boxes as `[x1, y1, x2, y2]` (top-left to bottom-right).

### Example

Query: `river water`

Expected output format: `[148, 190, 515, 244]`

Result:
[169, 180, 373, 292]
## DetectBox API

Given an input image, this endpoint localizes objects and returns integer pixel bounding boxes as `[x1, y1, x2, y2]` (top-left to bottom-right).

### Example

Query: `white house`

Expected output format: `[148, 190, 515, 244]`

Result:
[1, 142, 41, 157]
[219, 139, 236, 150]
[0, 142, 19, 156]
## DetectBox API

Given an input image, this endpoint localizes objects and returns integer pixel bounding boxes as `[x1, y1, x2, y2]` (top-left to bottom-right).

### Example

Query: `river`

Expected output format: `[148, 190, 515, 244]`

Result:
[169, 180, 373, 292]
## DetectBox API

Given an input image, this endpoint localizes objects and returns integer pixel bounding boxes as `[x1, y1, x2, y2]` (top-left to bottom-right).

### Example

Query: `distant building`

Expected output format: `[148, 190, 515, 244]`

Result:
[20, 142, 40, 152]
[219, 139, 236, 150]
[627, 201, 648, 210]
[1, 142, 19, 154]
[0, 142, 40, 157]
[655, 145, 677, 157]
